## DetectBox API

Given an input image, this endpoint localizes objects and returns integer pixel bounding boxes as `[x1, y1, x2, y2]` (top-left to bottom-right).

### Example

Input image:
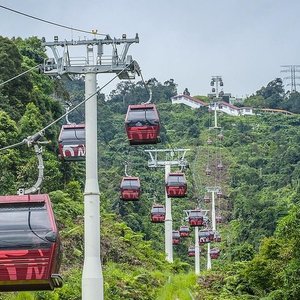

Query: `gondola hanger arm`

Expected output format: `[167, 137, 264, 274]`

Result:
[18, 144, 44, 195]
[18, 131, 47, 195]
[65, 103, 72, 125]
[25, 131, 45, 147]
[124, 161, 129, 177]
[141, 78, 154, 104]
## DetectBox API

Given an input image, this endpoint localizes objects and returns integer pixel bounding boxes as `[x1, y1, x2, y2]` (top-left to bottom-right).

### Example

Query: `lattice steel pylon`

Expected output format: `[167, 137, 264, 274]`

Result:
[43, 34, 139, 300]
[281, 65, 300, 92]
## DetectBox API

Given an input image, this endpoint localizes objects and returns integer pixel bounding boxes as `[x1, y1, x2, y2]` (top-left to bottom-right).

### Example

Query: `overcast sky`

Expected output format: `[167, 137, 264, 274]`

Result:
[1, 0, 300, 98]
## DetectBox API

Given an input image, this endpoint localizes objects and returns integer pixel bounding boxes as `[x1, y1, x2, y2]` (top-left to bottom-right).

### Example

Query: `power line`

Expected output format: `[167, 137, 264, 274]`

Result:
[0, 64, 40, 87]
[0, 4, 107, 37]
[0, 140, 28, 151]
[140, 72, 151, 101]
[0, 61, 137, 152]
[42, 65, 134, 132]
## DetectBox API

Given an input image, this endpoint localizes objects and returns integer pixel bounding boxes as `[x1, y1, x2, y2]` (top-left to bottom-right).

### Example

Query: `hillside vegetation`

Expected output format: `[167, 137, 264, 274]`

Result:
[0, 36, 300, 299]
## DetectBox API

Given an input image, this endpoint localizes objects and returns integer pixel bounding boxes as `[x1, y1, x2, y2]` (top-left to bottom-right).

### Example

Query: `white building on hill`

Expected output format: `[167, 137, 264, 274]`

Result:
[171, 94, 255, 116]
[208, 101, 240, 116]
[171, 94, 208, 109]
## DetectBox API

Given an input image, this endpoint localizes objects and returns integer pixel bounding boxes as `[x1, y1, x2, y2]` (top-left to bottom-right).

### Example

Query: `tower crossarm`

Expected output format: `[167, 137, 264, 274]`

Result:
[145, 149, 190, 168]
[42, 35, 139, 78]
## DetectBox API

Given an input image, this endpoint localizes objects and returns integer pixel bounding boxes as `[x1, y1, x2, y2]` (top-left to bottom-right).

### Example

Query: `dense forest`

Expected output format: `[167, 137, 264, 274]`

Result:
[0, 36, 300, 300]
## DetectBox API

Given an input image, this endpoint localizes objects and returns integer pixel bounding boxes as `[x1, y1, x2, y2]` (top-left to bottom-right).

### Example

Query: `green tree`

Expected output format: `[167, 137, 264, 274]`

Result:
[18, 102, 43, 138]
[282, 91, 300, 113]
[0, 36, 33, 119]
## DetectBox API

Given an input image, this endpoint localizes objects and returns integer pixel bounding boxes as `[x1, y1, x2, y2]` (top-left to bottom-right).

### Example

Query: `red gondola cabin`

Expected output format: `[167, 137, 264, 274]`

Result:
[188, 246, 195, 257]
[58, 124, 85, 161]
[120, 177, 141, 201]
[210, 248, 221, 259]
[216, 215, 223, 224]
[205, 167, 212, 176]
[199, 229, 215, 245]
[172, 231, 180, 245]
[179, 226, 190, 237]
[166, 173, 187, 198]
[204, 194, 210, 203]
[150, 204, 165, 223]
[188, 210, 204, 227]
[217, 133, 224, 140]
[125, 104, 160, 145]
[217, 190, 223, 198]
[207, 230, 215, 242]
[214, 232, 222, 243]
[0, 194, 62, 291]
[217, 162, 224, 171]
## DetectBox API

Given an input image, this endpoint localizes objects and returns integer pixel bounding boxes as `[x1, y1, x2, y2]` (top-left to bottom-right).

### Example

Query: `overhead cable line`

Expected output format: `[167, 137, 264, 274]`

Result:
[0, 4, 107, 36]
[140, 72, 151, 101]
[0, 64, 40, 87]
[41, 66, 134, 133]
[0, 140, 29, 151]
[0, 62, 137, 152]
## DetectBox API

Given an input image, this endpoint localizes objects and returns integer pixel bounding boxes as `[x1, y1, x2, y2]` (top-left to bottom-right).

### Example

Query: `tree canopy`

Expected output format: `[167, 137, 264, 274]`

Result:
[0, 35, 300, 299]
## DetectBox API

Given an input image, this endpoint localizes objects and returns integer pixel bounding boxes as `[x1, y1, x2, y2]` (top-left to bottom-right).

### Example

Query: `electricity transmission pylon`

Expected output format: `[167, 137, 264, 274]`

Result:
[281, 65, 300, 92]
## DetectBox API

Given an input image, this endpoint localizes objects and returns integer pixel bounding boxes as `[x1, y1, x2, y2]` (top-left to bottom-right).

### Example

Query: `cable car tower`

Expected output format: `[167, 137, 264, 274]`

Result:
[205, 87, 225, 270]
[184, 209, 209, 275]
[206, 186, 220, 232]
[208, 76, 223, 129]
[205, 186, 220, 270]
[145, 148, 189, 263]
[42, 34, 139, 300]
